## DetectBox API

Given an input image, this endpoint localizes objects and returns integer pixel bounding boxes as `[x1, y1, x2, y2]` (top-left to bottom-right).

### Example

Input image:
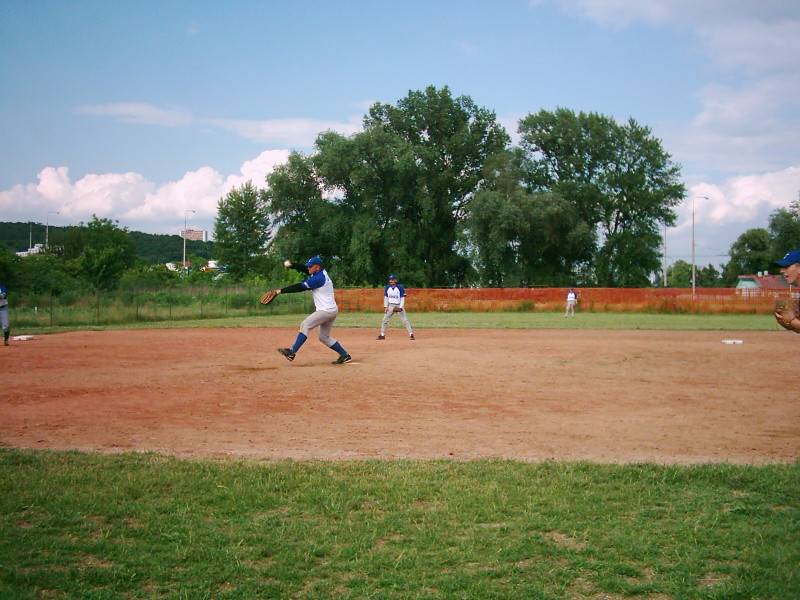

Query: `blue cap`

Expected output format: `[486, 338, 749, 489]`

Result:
[388, 274, 398, 281]
[775, 249, 800, 267]
[305, 255, 322, 268]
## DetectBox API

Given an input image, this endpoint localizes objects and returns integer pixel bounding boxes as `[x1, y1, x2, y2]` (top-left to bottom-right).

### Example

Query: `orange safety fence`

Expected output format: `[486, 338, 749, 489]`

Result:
[334, 287, 794, 314]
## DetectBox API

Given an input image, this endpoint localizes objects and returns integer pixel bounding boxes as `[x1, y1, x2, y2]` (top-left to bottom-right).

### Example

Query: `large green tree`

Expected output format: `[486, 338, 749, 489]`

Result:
[266, 86, 509, 286]
[768, 197, 800, 259]
[723, 228, 774, 284]
[466, 151, 595, 286]
[79, 216, 137, 291]
[213, 182, 271, 279]
[666, 260, 722, 288]
[363, 85, 510, 286]
[518, 108, 685, 286]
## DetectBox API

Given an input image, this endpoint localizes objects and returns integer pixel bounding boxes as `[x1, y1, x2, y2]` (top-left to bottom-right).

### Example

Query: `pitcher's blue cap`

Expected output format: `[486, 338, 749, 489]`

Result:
[775, 249, 800, 267]
[388, 274, 398, 281]
[306, 255, 322, 268]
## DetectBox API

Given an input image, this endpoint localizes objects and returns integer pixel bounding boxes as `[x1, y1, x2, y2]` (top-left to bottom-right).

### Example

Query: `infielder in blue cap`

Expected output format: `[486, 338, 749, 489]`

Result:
[269, 256, 352, 364]
[376, 274, 414, 340]
[774, 249, 800, 333]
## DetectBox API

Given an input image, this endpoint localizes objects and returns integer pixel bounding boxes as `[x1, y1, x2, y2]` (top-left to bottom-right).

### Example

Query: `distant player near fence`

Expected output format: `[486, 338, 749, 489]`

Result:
[377, 274, 415, 340]
[564, 288, 578, 317]
[0, 283, 9, 346]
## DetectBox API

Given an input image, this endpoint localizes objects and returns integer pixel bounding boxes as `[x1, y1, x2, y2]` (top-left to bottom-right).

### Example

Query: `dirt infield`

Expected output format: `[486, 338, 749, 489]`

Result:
[1, 327, 798, 464]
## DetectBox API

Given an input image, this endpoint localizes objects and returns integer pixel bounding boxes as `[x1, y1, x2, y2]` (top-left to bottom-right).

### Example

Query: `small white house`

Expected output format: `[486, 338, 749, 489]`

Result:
[736, 272, 788, 296]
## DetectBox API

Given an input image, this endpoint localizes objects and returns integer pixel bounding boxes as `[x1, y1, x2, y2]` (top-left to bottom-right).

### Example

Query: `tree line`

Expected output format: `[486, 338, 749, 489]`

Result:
[216, 86, 688, 287]
[215, 86, 799, 288]
[3, 86, 798, 296]
[0, 217, 226, 297]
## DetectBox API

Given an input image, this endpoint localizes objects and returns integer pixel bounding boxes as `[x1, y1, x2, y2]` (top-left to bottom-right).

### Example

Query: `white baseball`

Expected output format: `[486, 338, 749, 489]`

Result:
[283, 259, 292, 268]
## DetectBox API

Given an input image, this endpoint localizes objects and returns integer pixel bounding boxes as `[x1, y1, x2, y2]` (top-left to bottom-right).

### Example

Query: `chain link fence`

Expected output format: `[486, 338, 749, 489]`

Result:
[11, 286, 314, 328]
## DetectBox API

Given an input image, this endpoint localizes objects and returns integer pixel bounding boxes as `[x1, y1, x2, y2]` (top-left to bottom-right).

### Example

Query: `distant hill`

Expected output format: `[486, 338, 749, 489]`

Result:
[128, 230, 215, 264]
[0, 222, 215, 264]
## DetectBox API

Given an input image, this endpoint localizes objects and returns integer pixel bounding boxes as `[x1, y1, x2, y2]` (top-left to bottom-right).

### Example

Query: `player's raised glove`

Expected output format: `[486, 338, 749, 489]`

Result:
[260, 289, 280, 306]
[774, 299, 800, 333]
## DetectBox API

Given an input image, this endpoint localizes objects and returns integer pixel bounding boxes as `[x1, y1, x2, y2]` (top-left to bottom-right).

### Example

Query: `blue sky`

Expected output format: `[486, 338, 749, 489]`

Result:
[2, 0, 799, 267]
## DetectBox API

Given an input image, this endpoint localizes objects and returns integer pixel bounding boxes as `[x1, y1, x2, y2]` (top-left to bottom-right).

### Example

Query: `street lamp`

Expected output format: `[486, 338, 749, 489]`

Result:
[45, 211, 60, 250]
[692, 196, 709, 298]
[182, 209, 196, 274]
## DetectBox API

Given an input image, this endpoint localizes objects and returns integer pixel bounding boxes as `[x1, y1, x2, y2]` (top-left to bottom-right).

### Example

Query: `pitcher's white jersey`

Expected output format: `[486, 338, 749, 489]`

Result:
[302, 269, 338, 312]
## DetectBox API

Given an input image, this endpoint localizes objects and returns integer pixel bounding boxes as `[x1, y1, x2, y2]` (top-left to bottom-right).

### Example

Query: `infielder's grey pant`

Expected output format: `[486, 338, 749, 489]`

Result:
[380, 307, 413, 335]
[0, 307, 8, 332]
[300, 309, 338, 346]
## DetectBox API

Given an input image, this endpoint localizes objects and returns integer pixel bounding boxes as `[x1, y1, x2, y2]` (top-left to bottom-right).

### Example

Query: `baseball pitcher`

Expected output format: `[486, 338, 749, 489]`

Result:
[377, 274, 414, 340]
[264, 256, 352, 364]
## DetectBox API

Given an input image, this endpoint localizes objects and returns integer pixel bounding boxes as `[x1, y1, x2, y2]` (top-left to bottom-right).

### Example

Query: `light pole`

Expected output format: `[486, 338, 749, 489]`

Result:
[692, 196, 709, 298]
[45, 211, 60, 251]
[663, 222, 668, 287]
[182, 209, 196, 274]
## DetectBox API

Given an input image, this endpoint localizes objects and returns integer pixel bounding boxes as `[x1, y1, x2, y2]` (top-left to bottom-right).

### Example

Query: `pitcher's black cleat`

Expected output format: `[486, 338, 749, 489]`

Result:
[332, 354, 352, 364]
[277, 348, 296, 361]
[409, 333, 415, 340]
[376, 334, 385, 340]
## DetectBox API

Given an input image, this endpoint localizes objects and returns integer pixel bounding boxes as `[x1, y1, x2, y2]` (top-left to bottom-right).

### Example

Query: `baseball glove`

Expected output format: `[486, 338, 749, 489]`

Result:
[774, 299, 800, 333]
[260, 289, 279, 306]
[392, 306, 404, 313]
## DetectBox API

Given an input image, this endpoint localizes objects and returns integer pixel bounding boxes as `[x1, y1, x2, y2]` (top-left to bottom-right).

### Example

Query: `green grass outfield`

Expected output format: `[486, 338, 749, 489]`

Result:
[18, 310, 780, 335]
[1, 451, 797, 599]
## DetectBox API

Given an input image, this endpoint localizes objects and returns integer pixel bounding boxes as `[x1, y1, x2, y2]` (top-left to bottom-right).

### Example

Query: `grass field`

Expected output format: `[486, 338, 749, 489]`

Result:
[4, 314, 796, 598]
[17, 310, 780, 335]
[2, 450, 798, 599]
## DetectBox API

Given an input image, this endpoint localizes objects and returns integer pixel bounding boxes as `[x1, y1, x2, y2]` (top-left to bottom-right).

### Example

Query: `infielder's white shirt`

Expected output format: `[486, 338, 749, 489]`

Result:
[384, 284, 405, 309]
[303, 269, 338, 312]
[567, 291, 577, 302]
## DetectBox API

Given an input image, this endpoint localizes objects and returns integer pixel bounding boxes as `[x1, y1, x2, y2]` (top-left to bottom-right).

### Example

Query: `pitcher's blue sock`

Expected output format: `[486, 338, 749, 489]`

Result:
[330, 341, 348, 357]
[291, 333, 307, 353]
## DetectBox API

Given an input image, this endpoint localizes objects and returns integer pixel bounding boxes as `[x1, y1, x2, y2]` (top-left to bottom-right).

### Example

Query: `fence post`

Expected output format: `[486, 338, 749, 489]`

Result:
[200, 297, 204, 319]
[96, 292, 100, 325]
[49, 292, 53, 327]
[135, 293, 140, 322]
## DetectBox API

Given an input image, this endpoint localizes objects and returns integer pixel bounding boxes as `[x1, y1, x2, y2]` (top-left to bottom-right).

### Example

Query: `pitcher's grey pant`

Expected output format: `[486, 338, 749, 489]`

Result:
[380, 307, 413, 336]
[0, 307, 8, 333]
[300, 308, 339, 347]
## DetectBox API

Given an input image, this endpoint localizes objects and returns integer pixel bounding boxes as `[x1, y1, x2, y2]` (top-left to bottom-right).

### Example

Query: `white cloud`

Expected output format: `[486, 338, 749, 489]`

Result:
[671, 165, 800, 233]
[81, 102, 364, 148]
[701, 19, 800, 74]
[0, 149, 291, 236]
[207, 116, 362, 147]
[79, 102, 193, 127]
[659, 74, 800, 176]
[537, 0, 799, 29]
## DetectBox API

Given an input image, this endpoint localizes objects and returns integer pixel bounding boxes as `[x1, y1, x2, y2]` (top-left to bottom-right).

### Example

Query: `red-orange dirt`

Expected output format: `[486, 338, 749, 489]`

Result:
[1, 328, 797, 464]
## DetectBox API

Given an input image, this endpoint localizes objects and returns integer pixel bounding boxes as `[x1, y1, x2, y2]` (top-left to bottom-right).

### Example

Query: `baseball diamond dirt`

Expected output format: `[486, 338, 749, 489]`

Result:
[1, 328, 797, 464]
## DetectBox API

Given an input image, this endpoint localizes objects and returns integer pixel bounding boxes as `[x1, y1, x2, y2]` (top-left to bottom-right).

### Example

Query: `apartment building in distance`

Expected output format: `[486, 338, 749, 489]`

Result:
[181, 228, 208, 242]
